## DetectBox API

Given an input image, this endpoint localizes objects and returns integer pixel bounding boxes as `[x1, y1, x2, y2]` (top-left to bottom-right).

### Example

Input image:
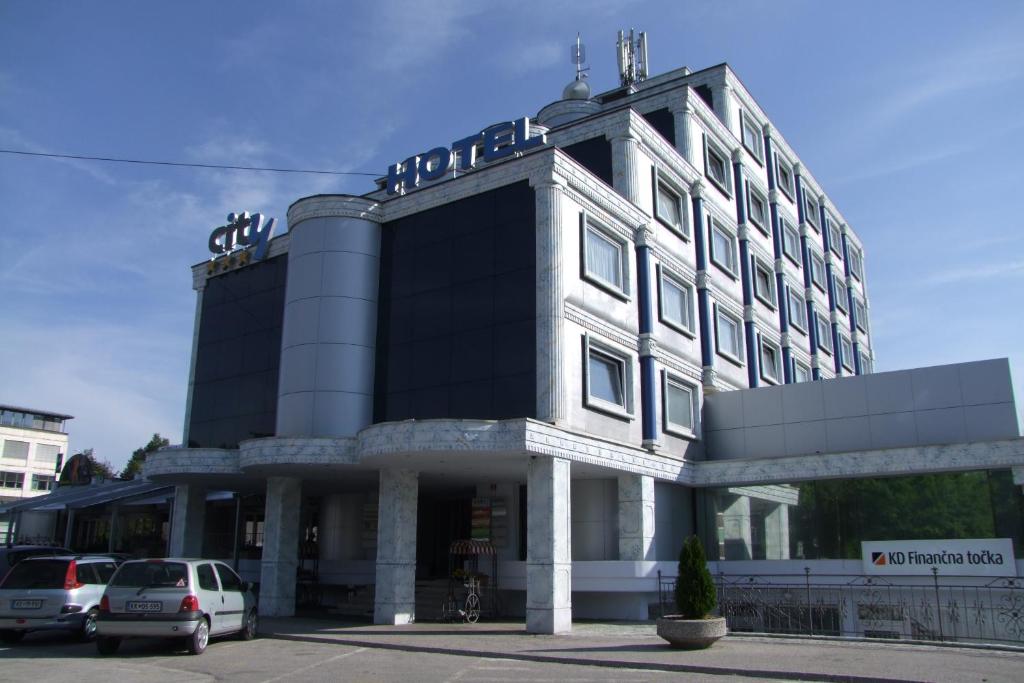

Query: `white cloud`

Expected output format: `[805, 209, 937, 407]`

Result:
[920, 260, 1024, 287]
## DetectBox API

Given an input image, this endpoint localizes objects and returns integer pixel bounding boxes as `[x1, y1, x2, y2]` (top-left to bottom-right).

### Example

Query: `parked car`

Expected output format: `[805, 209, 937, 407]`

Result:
[0, 545, 73, 576]
[96, 558, 258, 655]
[0, 555, 120, 643]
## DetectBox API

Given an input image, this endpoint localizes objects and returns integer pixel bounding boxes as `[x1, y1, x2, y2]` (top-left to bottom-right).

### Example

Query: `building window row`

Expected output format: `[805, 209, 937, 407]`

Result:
[2, 440, 29, 461]
[32, 474, 55, 491]
[0, 471, 24, 489]
[0, 410, 66, 433]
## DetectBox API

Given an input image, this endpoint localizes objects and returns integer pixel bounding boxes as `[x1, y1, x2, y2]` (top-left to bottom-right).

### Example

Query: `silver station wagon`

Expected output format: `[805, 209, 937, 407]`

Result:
[96, 558, 258, 655]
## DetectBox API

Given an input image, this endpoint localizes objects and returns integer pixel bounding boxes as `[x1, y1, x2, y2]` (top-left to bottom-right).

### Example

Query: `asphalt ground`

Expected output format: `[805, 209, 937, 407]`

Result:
[1, 618, 1022, 682]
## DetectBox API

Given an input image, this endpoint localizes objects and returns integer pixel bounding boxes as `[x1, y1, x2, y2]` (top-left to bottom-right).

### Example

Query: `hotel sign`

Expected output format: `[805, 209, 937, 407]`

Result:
[386, 116, 545, 195]
[208, 212, 277, 262]
[862, 539, 1016, 577]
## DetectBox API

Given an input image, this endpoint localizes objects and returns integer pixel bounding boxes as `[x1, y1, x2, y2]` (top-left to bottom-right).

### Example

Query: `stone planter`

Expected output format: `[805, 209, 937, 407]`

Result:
[656, 615, 727, 649]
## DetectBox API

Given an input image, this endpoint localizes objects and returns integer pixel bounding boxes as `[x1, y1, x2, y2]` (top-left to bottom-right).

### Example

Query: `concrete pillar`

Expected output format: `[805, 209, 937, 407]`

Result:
[527, 456, 572, 634]
[721, 495, 752, 561]
[610, 133, 642, 203]
[533, 180, 566, 425]
[168, 484, 206, 557]
[374, 469, 418, 625]
[259, 477, 302, 617]
[671, 100, 695, 162]
[108, 505, 120, 553]
[617, 475, 655, 561]
[764, 503, 790, 560]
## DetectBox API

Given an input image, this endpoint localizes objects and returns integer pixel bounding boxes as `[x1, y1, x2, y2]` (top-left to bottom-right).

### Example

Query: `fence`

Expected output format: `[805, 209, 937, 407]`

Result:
[657, 569, 1024, 646]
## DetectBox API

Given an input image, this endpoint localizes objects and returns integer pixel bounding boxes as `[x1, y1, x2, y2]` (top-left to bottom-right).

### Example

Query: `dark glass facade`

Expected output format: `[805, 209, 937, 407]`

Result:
[374, 181, 537, 422]
[187, 255, 286, 448]
[641, 107, 675, 146]
[561, 137, 613, 187]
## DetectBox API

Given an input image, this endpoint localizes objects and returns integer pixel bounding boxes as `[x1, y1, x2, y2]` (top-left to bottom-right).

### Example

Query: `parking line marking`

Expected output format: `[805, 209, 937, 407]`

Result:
[258, 646, 367, 683]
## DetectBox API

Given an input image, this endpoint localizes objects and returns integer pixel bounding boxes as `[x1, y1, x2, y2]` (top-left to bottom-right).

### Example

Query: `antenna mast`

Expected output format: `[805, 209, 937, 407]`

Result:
[616, 29, 649, 87]
[571, 33, 588, 82]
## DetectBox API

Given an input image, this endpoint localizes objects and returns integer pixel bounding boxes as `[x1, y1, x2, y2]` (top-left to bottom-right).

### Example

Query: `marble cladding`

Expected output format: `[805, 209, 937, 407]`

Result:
[526, 456, 572, 634]
[617, 474, 656, 561]
[259, 477, 302, 617]
[374, 468, 418, 625]
[168, 484, 206, 557]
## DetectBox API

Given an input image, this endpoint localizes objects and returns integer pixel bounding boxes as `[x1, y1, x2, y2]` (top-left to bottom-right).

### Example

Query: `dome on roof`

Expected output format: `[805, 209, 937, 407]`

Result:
[562, 78, 591, 101]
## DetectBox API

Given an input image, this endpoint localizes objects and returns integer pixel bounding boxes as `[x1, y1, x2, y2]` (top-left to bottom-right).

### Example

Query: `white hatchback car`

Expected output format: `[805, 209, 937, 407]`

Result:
[96, 558, 258, 655]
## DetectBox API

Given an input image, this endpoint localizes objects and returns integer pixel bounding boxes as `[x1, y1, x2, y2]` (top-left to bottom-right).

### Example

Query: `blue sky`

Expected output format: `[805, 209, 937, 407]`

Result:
[1, 1, 1022, 472]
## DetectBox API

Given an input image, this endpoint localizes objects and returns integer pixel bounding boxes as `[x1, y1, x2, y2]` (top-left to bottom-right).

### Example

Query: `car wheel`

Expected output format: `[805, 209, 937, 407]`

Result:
[188, 618, 209, 655]
[239, 608, 258, 640]
[96, 636, 121, 655]
[0, 629, 24, 644]
[79, 608, 99, 642]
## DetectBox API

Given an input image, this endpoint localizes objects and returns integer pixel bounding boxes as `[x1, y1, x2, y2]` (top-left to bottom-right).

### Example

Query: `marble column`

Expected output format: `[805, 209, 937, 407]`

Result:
[374, 468, 418, 625]
[610, 133, 642, 203]
[617, 475, 656, 561]
[671, 99, 695, 163]
[168, 484, 206, 557]
[259, 477, 302, 617]
[533, 180, 566, 425]
[527, 456, 572, 634]
[764, 503, 790, 560]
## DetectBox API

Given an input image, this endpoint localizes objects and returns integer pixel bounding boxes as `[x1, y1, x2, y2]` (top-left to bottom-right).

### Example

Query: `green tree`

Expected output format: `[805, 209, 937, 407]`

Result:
[675, 535, 717, 618]
[120, 433, 169, 480]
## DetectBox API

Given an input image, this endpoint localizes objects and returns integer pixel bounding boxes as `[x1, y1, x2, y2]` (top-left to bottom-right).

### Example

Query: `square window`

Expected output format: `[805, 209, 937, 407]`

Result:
[658, 269, 695, 334]
[704, 136, 732, 195]
[855, 298, 868, 332]
[793, 361, 811, 383]
[663, 373, 696, 436]
[753, 259, 776, 307]
[747, 186, 768, 233]
[741, 113, 764, 163]
[810, 252, 826, 290]
[776, 157, 795, 199]
[849, 246, 864, 280]
[840, 336, 855, 371]
[815, 312, 833, 354]
[804, 192, 820, 229]
[582, 218, 629, 297]
[709, 218, 738, 277]
[827, 219, 843, 257]
[715, 307, 744, 364]
[782, 219, 801, 265]
[2, 440, 29, 461]
[787, 288, 807, 331]
[655, 179, 688, 238]
[834, 275, 848, 312]
[584, 336, 633, 418]
[760, 338, 781, 383]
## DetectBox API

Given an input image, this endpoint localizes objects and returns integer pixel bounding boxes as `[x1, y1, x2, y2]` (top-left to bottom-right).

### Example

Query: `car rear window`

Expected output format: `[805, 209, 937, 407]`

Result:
[110, 561, 190, 588]
[1, 559, 69, 589]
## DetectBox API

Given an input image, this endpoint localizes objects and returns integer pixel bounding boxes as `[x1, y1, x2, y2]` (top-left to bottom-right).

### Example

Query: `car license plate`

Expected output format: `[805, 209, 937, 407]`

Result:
[126, 601, 162, 612]
[11, 599, 42, 609]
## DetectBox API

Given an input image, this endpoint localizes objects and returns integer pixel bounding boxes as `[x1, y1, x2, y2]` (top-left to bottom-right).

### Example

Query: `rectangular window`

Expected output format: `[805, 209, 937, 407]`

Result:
[816, 312, 833, 354]
[760, 338, 781, 384]
[855, 298, 868, 332]
[747, 185, 768, 233]
[849, 246, 864, 280]
[2, 440, 29, 461]
[582, 218, 628, 297]
[584, 336, 633, 418]
[827, 219, 843, 257]
[34, 444, 60, 466]
[715, 307, 744, 364]
[803, 192, 820, 229]
[663, 373, 696, 437]
[834, 275, 848, 312]
[860, 352, 872, 374]
[810, 252, 826, 290]
[741, 112, 764, 163]
[703, 135, 732, 195]
[782, 219, 801, 265]
[654, 178, 688, 238]
[753, 258, 776, 307]
[793, 361, 811, 383]
[0, 471, 24, 489]
[788, 288, 807, 331]
[709, 218, 738, 277]
[840, 336, 855, 371]
[776, 156, 795, 200]
[31, 474, 55, 492]
[658, 268, 695, 334]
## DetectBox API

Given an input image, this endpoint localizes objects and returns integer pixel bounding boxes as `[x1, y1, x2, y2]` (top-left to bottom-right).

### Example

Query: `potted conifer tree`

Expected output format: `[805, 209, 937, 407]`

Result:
[656, 535, 727, 649]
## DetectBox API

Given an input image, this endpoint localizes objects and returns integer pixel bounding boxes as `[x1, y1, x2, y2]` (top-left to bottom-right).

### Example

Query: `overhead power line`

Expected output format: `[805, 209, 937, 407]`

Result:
[0, 148, 380, 177]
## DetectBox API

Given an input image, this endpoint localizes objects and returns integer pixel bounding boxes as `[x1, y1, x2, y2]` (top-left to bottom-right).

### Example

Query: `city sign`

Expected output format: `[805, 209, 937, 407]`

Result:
[386, 116, 546, 195]
[208, 212, 277, 262]
[862, 539, 1016, 577]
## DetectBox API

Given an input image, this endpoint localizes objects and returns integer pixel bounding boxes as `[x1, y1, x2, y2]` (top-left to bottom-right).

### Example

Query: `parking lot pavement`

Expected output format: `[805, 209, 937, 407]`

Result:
[2, 620, 1023, 683]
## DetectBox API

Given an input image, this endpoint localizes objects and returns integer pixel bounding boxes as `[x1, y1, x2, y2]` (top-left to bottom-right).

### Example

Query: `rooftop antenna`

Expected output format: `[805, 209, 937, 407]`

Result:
[616, 29, 649, 87]
[563, 33, 592, 100]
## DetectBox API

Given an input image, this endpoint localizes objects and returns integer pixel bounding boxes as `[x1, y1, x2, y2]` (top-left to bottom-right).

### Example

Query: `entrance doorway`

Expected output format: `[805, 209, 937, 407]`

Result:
[416, 489, 472, 579]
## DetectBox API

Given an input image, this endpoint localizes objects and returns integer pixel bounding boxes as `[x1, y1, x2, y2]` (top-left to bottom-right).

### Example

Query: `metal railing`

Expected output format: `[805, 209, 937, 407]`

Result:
[657, 569, 1024, 646]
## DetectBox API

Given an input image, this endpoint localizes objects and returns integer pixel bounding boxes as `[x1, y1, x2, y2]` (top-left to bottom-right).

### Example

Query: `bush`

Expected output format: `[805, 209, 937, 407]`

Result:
[674, 535, 717, 619]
